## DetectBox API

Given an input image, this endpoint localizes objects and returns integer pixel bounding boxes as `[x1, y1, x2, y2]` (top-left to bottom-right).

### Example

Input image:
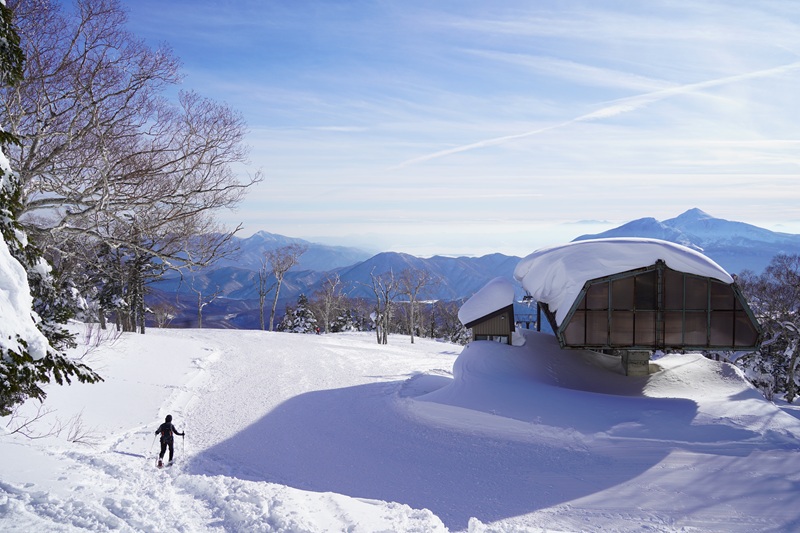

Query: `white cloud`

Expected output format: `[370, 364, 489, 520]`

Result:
[395, 61, 800, 168]
[464, 50, 674, 92]
[124, 0, 800, 255]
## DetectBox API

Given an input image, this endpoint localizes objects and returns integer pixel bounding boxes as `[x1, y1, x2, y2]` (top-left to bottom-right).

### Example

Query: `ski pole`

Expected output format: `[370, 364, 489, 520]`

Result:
[147, 433, 157, 465]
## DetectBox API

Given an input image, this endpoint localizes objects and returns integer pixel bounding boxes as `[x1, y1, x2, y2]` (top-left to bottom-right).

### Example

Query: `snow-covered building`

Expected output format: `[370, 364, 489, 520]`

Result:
[514, 238, 761, 375]
[458, 277, 516, 344]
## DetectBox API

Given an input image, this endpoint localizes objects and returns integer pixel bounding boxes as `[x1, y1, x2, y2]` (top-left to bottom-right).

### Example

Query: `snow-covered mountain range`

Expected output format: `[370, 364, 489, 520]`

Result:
[150, 209, 800, 328]
[214, 230, 374, 272]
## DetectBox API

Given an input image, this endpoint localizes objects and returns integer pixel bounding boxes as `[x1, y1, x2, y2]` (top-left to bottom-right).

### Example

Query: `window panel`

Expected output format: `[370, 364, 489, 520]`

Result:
[664, 269, 684, 310]
[586, 283, 609, 310]
[734, 312, 760, 347]
[685, 277, 708, 310]
[710, 311, 734, 345]
[611, 277, 634, 310]
[635, 271, 657, 310]
[611, 311, 633, 345]
[635, 311, 656, 346]
[710, 281, 735, 310]
[684, 311, 707, 345]
[664, 311, 683, 345]
[586, 311, 608, 345]
[564, 311, 585, 345]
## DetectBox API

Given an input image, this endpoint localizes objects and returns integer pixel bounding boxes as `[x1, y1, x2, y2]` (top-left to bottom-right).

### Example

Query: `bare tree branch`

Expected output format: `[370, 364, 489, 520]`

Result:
[399, 268, 433, 344]
[2, 0, 261, 331]
[264, 244, 307, 331]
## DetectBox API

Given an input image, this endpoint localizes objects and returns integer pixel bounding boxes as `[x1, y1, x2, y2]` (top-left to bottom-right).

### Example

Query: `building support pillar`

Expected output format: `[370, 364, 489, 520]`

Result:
[621, 350, 651, 376]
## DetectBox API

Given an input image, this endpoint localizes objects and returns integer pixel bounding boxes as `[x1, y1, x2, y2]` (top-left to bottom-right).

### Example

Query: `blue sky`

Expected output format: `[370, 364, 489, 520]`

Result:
[122, 0, 800, 256]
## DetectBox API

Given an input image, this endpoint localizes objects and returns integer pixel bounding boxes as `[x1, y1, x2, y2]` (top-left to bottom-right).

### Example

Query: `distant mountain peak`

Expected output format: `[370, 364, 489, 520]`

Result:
[675, 208, 713, 221]
[572, 208, 800, 274]
[249, 230, 286, 243]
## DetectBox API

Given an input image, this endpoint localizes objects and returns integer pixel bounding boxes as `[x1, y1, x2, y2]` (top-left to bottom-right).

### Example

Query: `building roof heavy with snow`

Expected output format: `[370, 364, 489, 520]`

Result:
[458, 277, 516, 344]
[513, 238, 761, 366]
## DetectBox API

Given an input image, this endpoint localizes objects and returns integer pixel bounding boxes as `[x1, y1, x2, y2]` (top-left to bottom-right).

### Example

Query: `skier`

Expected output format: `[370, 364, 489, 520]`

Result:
[154, 414, 185, 467]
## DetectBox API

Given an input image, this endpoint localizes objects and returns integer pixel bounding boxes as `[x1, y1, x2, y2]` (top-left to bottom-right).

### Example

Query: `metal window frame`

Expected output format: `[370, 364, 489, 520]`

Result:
[549, 260, 762, 352]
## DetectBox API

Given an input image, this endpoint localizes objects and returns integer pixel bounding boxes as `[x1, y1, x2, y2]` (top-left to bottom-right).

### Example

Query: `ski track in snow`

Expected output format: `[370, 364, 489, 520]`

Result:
[3, 327, 800, 532]
[1, 330, 454, 532]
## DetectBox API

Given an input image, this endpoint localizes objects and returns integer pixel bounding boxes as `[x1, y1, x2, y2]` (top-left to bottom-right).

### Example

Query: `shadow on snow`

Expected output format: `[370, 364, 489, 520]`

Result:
[185, 378, 688, 530]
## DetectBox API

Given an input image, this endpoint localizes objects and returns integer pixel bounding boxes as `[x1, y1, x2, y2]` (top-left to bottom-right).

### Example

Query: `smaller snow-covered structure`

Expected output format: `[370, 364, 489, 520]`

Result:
[458, 277, 516, 344]
[514, 238, 761, 375]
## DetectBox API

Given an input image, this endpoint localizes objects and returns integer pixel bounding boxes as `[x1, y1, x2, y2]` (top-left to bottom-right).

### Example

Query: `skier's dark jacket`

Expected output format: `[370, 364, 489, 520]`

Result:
[155, 421, 184, 443]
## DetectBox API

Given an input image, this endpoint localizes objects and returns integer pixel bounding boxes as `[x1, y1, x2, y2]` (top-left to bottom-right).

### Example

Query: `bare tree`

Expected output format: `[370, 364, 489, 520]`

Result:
[151, 302, 176, 328]
[399, 268, 432, 344]
[311, 273, 347, 333]
[188, 278, 222, 329]
[2, 0, 259, 307]
[265, 244, 307, 331]
[434, 300, 471, 345]
[367, 269, 398, 345]
[257, 256, 276, 331]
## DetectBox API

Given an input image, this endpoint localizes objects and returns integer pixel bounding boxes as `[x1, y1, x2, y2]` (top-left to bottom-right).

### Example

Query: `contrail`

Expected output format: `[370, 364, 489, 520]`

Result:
[391, 61, 800, 169]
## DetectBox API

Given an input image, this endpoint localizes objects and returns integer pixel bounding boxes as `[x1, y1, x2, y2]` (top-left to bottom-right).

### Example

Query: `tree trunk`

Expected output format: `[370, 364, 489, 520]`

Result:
[269, 279, 284, 332]
[382, 307, 391, 344]
[785, 337, 799, 403]
[197, 292, 203, 329]
[137, 295, 146, 334]
[409, 303, 416, 344]
[259, 292, 266, 331]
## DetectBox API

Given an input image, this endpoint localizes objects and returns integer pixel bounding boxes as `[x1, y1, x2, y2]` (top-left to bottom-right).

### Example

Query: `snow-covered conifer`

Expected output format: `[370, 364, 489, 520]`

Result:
[277, 294, 318, 333]
[332, 309, 358, 333]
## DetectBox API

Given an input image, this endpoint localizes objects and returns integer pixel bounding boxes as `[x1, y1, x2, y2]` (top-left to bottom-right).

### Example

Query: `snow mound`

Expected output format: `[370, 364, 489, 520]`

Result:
[514, 237, 733, 325]
[410, 330, 798, 448]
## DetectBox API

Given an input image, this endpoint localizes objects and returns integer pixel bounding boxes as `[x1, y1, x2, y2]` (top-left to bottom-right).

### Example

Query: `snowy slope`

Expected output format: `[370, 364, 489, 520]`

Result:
[2, 326, 800, 532]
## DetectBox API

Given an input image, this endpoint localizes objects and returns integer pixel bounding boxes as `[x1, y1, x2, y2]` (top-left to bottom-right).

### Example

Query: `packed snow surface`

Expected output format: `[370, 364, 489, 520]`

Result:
[514, 237, 734, 325]
[457, 276, 515, 326]
[3, 326, 800, 532]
